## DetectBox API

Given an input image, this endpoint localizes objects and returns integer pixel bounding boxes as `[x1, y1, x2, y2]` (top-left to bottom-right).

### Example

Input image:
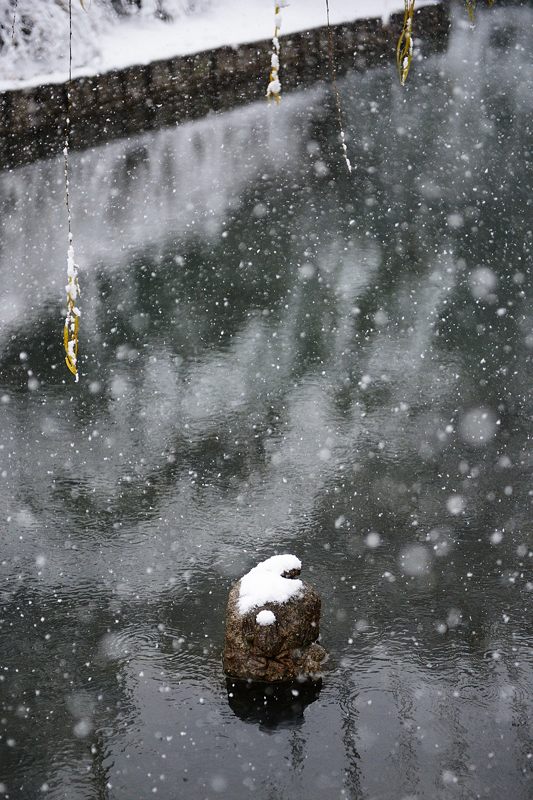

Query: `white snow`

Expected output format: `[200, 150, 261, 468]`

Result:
[256, 609, 276, 626]
[238, 554, 302, 615]
[66, 244, 77, 283]
[267, 77, 281, 96]
[458, 408, 498, 447]
[266, 4, 282, 100]
[0, 0, 438, 91]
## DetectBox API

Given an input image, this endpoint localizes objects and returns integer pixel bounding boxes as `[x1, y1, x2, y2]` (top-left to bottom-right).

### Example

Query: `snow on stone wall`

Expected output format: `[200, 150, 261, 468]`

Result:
[0, 0, 211, 84]
[0, 0, 437, 90]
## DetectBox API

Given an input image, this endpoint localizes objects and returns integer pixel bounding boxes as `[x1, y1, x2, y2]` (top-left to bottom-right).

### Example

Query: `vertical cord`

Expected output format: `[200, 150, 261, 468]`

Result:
[63, 0, 81, 382]
[325, 0, 352, 174]
[64, 0, 72, 239]
[11, 0, 17, 39]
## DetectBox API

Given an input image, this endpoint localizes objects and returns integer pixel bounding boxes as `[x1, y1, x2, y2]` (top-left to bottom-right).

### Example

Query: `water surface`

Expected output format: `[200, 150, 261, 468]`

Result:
[0, 6, 532, 799]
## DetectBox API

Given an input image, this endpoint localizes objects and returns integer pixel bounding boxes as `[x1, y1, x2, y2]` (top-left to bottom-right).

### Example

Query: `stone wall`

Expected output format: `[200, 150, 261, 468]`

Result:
[0, 4, 449, 168]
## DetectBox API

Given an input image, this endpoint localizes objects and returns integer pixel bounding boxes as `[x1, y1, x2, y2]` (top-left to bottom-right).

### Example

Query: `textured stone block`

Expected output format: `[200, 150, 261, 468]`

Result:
[223, 555, 327, 683]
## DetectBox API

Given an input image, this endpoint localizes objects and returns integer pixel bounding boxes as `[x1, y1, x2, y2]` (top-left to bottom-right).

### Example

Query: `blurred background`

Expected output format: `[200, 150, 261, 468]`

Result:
[0, 2, 532, 799]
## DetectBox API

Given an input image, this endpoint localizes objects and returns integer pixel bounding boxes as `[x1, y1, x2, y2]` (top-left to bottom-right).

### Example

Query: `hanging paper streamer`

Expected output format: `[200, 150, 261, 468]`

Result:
[266, 2, 282, 102]
[465, 0, 476, 21]
[396, 0, 415, 86]
[465, 1, 496, 25]
[64, 238, 80, 379]
[63, 0, 81, 381]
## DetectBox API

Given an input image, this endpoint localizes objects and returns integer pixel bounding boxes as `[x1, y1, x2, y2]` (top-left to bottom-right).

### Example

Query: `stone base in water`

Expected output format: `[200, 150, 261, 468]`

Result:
[223, 555, 328, 683]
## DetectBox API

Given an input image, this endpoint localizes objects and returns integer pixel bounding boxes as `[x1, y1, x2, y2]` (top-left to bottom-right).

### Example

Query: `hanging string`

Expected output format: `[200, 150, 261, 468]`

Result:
[324, 0, 352, 173]
[11, 0, 17, 39]
[63, 0, 81, 381]
[266, 2, 282, 102]
[397, 0, 415, 86]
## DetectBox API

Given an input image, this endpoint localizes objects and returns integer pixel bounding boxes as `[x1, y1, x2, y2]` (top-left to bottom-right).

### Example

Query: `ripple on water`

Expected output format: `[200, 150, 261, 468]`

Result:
[98, 626, 157, 664]
[96, 622, 221, 685]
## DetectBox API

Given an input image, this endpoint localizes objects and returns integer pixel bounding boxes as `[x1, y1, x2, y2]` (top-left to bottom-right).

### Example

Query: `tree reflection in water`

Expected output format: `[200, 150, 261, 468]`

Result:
[0, 5, 532, 799]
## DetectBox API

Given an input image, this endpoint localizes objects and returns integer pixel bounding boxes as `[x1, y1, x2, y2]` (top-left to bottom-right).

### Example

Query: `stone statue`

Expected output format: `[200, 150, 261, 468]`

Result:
[223, 554, 327, 683]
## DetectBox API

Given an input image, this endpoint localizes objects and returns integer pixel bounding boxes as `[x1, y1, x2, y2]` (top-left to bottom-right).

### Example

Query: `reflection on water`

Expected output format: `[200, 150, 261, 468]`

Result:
[1, 5, 533, 799]
[226, 679, 322, 731]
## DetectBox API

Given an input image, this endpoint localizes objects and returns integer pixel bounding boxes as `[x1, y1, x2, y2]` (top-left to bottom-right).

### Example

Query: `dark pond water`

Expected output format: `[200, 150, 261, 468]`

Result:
[1, 5, 533, 799]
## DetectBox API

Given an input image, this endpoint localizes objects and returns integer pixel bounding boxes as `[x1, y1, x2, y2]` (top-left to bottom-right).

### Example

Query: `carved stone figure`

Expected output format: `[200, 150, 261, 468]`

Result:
[223, 554, 327, 683]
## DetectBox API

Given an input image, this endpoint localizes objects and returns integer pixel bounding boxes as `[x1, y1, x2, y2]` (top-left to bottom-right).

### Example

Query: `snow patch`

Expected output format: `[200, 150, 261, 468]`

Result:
[238, 554, 302, 614]
[0, 0, 438, 91]
[256, 609, 276, 626]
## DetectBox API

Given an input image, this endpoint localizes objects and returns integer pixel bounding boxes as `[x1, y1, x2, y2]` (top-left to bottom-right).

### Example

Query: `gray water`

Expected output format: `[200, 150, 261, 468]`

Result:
[1, 5, 532, 799]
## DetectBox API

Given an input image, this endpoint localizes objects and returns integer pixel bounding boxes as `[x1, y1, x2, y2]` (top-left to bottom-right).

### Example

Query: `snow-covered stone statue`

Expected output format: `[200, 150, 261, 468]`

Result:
[223, 554, 327, 683]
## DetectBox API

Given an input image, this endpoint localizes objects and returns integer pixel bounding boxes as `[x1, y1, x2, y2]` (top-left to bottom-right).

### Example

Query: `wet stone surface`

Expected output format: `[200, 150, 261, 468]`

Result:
[223, 560, 327, 682]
